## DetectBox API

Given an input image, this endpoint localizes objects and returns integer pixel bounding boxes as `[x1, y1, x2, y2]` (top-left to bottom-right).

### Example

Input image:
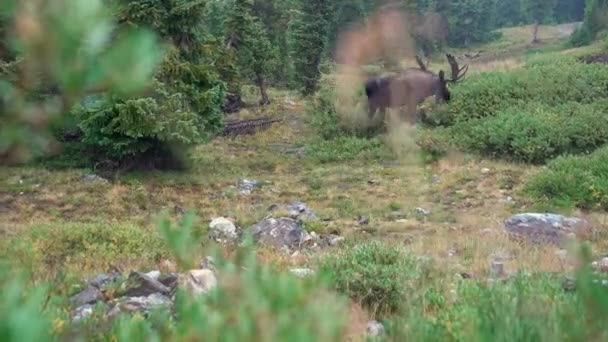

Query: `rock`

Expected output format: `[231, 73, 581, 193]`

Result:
[250, 217, 312, 250]
[367, 179, 380, 185]
[82, 174, 109, 185]
[145, 270, 161, 280]
[592, 257, 608, 273]
[504, 213, 590, 245]
[108, 293, 172, 318]
[72, 304, 95, 323]
[481, 168, 491, 174]
[269, 201, 318, 220]
[366, 320, 385, 336]
[122, 272, 171, 297]
[290, 268, 315, 278]
[209, 217, 240, 243]
[389, 211, 406, 220]
[87, 272, 121, 289]
[358, 215, 369, 225]
[431, 175, 441, 184]
[238, 179, 261, 195]
[178, 269, 218, 297]
[70, 286, 102, 307]
[327, 235, 345, 247]
[158, 274, 179, 290]
[415, 207, 431, 216]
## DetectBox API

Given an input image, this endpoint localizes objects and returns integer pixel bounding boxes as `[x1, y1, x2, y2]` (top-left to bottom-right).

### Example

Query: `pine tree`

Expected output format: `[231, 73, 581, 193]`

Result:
[225, 0, 278, 105]
[77, 0, 227, 167]
[288, 0, 331, 95]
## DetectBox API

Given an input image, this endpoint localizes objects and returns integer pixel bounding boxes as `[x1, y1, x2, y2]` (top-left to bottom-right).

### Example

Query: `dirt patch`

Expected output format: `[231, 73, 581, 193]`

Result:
[579, 53, 608, 64]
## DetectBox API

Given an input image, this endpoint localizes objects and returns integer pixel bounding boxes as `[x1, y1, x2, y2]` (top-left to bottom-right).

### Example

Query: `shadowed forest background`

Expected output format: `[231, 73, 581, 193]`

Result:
[3, 0, 608, 341]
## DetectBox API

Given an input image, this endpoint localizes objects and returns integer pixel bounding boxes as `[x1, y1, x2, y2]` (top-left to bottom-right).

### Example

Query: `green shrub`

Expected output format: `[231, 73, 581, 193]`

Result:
[439, 101, 608, 163]
[437, 56, 608, 125]
[388, 270, 608, 341]
[524, 145, 608, 210]
[318, 241, 424, 315]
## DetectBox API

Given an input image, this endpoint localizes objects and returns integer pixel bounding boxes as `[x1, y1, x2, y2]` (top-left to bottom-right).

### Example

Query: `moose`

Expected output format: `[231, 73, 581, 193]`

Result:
[364, 53, 468, 124]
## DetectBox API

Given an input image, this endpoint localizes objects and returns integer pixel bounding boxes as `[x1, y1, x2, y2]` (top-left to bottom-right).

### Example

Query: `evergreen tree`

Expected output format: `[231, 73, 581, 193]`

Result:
[78, 0, 227, 168]
[446, 0, 498, 47]
[225, 0, 278, 105]
[288, 0, 331, 95]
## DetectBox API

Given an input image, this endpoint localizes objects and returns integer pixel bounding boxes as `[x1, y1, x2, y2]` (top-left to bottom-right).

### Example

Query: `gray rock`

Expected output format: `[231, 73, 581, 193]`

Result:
[108, 293, 172, 318]
[72, 304, 95, 323]
[158, 273, 179, 290]
[122, 272, 171, 297]
[358, 215, 370, 225]
[250, 217, 312, 250]
[270, 201, 318, 220]
[415, 207, 431, 216]
[290, 268, 315, 278]
[209, 217, 240, 243]
[145, 270, 161, 281]
[431, 175, 441, 184]
[82, 174, 109, 184]
[504, 213, 589, 245]
[366, 320, 385, 336]
[178, 269, 218, 297]
[70, 286, 101, 307]
[238, 179, 261, 195]
[327, 235, 345, 247]
[200, 256, 216, 271]
[481, 168, 491, 175]
[87, 272, 121, 289]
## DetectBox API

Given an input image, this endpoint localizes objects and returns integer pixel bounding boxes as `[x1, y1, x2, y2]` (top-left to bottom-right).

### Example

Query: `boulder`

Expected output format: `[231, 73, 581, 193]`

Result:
[250, 217, 312, 250]
[122, 272, 171, 297]
[504, 213, 590, 245]
[107, 293, 172, 318]
[70, 286, 102, 307]
[209, 217, 240, 243]
[178, 269, 218, 297]
[238, 179, 261, 195]
[366, 320, 385, 336]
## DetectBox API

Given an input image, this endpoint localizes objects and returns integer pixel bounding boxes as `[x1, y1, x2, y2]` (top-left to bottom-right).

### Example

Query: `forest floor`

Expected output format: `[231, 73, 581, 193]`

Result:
[0, 22, 606, 333]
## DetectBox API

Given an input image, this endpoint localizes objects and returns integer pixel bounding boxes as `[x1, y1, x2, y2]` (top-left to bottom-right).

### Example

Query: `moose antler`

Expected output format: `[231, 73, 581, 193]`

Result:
[414, 54, 428, 71]
[446, 53, 469, 83]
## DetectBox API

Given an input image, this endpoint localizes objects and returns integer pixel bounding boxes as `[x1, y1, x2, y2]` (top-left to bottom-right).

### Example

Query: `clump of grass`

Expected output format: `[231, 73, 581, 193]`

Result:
[318, 241, 424, 316]
[307, 136, 392, 164]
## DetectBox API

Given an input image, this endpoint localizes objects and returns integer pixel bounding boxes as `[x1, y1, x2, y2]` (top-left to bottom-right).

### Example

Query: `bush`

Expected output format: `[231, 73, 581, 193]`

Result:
[524, 145, 608, 210]
[438, 101, 608, 163]
[318, 241, 424, 315]
[389, 269, 608, 341]
[436, 56, 608, 125]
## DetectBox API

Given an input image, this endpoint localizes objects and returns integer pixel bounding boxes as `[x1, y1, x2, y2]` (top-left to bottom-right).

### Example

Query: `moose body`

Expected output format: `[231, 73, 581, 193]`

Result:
[364, 54, 467, 124]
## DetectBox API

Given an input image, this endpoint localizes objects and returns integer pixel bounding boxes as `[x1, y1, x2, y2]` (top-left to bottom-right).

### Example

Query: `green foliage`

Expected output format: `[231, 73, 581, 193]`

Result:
[445, 0, 501, 47]
[3, 221, 169, 275]
[288, 0, 331, 95]
[74, 0, 226, 165]
[319, 242, 424, 315]
[436, 56, 608, 125]
[525, 145, 608, 210]
[0, 0, 161, 165]
[157, 211, 203, 269]
[440, 100, 608, 163]
[570, 0, 608, 46]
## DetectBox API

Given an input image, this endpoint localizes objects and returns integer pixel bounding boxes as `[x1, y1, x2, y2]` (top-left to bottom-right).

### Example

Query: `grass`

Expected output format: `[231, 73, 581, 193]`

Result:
[2, 21, 608, 341]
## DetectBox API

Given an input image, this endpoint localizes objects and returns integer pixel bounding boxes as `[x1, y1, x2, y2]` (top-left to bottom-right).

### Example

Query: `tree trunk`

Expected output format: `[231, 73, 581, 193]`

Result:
[256, 72, 270, 106]
[532, 21, 540, 43]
